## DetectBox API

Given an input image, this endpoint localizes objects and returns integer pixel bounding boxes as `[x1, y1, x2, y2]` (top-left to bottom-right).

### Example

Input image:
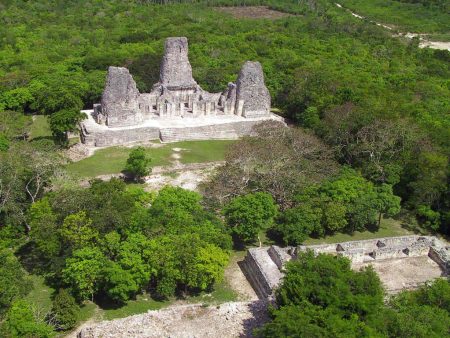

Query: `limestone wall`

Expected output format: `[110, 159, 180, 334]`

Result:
[339, 248, 365, 263]
[242, 249, 274, 299]
[371, 245, 409, 260]
[429, 246, 450, 274]
[268, 246, 291, 270]
[81, 125, 160, 147]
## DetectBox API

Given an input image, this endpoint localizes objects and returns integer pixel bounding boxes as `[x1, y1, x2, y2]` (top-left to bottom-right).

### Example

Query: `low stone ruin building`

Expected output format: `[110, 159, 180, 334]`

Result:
[80, 37, 283, 146]
[243, 236, 450, 298]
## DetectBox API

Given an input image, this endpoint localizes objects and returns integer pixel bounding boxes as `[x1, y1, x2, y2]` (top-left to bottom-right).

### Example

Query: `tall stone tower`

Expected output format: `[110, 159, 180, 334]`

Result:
[101, 67, 143, 127]
[159, 37, 197, 89]
[235, 61, 271, 118]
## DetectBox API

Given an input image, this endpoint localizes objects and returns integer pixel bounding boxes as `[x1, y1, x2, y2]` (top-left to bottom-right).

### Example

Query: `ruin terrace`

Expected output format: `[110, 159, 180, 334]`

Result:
[242, 236, 450, 298]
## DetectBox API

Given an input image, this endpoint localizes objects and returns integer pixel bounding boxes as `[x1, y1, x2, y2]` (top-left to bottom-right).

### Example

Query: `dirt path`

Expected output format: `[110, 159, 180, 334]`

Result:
[64, 305, 103, 338]
[225, 253, 258, 301]
[335, 3, 450, 51]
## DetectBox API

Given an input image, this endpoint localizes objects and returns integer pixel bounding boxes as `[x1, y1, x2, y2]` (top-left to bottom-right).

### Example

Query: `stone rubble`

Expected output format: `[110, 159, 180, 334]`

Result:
[77, 301, 269, 338]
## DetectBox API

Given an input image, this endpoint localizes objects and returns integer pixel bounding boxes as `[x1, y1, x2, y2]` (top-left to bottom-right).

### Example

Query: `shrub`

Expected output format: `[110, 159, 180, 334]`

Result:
[51, 289, 80, 331]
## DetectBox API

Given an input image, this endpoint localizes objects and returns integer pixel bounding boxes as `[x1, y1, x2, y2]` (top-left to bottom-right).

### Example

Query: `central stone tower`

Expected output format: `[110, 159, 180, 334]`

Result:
[159, 37, 197, 89]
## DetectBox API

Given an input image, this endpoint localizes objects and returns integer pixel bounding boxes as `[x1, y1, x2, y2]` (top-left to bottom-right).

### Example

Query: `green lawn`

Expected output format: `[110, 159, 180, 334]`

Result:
[67, 140, 234, 178]
[176, 140, 235, 164]
[304, 217, 414, 245]
[30, 115, 52, 139]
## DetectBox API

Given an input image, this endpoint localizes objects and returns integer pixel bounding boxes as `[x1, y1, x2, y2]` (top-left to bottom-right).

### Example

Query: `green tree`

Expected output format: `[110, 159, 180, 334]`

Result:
[186, 244, 229, 291]
[103, 262, 139, 303]
[51, 288, 80, 331]
[28, 198, 60, 257]
[223, 192, 278, 244]
[0, 250, 29, 315]
[274, 203, 322, 245]
[48, 109, 86, 145]
[257, 303, 374, 338]
[62, 247, 105, 301]
[125, 147, 152, 181]
[321, 201, 347, 233]
[60, 211, 98, 249]
[259, 251, 385, 337]
[375, 184, 401, 227]
[276, 252, 384, 317]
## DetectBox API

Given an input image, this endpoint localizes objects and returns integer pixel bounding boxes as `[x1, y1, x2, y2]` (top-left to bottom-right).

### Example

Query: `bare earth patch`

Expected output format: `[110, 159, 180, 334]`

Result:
[353, 256, 445, 293]
[145, 162, 223, 191]
[216, 6, 292, 19]
[78, 301, 268, 338]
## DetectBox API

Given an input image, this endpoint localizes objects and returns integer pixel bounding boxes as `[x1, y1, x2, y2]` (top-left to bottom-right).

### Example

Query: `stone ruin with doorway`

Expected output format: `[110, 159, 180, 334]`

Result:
[242, 235, 450, 298]
[80, 37, 284, 146]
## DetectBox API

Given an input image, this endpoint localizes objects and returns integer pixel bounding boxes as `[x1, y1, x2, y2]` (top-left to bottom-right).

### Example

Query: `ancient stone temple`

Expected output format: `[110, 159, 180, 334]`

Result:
[80, 37, 282, 146]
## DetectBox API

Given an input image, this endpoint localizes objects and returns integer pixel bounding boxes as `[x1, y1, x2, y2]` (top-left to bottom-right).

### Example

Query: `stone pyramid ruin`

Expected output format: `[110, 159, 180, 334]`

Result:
[80, 37, 283, 146]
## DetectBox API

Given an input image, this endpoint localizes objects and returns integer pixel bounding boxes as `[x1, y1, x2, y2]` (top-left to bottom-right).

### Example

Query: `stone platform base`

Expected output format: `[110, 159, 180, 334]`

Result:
[80, 110, 284, 146]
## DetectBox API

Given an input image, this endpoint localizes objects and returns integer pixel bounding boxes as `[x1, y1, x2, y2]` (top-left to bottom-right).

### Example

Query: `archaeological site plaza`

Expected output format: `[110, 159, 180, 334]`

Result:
[77, 36, 450, 320]
[80, 37, 284, 146]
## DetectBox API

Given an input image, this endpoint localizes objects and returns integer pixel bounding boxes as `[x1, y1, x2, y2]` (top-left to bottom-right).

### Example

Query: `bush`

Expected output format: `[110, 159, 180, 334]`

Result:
[51, 289, 80, 331]
[124, 147, 152, 181]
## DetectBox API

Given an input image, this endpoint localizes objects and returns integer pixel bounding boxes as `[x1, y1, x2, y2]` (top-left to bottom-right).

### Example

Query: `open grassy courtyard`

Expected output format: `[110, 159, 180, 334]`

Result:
[67, 140, 235, 178]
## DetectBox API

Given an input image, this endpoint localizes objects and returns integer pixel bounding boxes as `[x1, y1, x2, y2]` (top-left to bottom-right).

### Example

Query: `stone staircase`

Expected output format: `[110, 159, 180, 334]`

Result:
[159, 121, 259, 142]
[242, 246, 291, 299]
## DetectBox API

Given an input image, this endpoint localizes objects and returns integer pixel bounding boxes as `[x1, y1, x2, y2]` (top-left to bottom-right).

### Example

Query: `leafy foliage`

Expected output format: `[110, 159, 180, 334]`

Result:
[1, 299, 54, 338]
[224, 192, 278, 243]
[0, 250, 30, 315]
[51, 288, 80, 331]
[273, 168, 401, 245]
[125, 146, 152, 180]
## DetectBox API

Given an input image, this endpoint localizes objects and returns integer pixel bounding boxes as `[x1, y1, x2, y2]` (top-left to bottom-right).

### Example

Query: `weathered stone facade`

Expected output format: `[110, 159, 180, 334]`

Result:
[243, 236, 450, 298]
[80, 37, 282, 145]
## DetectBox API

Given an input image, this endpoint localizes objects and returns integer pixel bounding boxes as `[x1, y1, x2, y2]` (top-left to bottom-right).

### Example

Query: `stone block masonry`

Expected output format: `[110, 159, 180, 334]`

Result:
[242, 236, 450, 299]
[80, 37, 283, 146]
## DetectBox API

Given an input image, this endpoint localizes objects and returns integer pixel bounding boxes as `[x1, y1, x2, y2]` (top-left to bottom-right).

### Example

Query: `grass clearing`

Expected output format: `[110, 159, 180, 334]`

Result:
[67, 145, 172, 178]
[67, 140, 234, 178]
[24, 275, 54, 314]
[304, 217, 414, 245]
[78, 302, 98, 322]
[101, 294, 171, 320]
[188, 277, 238, 305]
[30, 115, 52, 139]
